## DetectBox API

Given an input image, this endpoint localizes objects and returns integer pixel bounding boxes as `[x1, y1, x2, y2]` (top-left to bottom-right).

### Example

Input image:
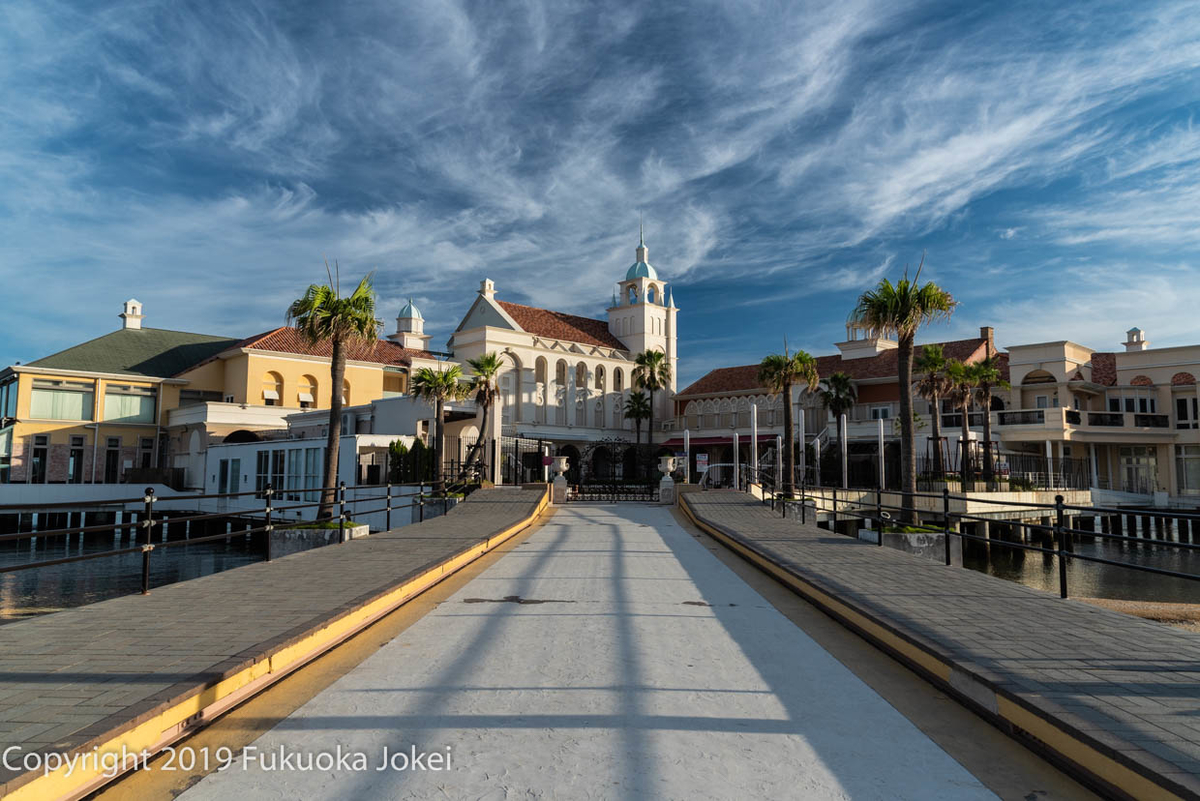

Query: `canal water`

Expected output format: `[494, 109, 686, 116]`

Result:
[963, 530, 1200, 603]
[0, 530, 265, 624]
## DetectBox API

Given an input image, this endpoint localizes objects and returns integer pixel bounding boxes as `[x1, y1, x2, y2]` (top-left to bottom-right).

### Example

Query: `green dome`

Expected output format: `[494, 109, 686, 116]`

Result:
[398, 297, 422, 320]
[626, 261, 658, 281]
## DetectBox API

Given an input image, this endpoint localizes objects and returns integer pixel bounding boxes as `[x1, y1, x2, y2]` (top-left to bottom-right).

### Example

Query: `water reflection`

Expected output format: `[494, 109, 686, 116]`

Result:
[0, 531, 265, 624]
[964, 532, 1200, 602]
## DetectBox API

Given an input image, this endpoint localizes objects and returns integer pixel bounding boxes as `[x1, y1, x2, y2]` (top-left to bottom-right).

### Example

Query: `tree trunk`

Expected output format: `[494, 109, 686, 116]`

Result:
[634, 420, 642, 480]
[959, 398, 971, 491]
[782, 378, 795, 497]
[930, 390, 944, 476]
[647, 388, 655, 455]
[459, 397, 490, 481]
[981, 388, 994, 486]
[320, 338, 346, 519]
[897, 334, 916, 522]
[434, 397, 445, 496]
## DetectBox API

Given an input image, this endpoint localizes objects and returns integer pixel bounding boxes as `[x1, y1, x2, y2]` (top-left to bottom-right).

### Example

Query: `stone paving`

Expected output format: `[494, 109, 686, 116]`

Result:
[682, 490, 1200, 799]
[0, 487, 545, 795]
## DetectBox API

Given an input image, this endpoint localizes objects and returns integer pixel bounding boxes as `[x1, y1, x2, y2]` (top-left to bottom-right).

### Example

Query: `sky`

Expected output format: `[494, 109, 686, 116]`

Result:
[3, 0, 1200, 390]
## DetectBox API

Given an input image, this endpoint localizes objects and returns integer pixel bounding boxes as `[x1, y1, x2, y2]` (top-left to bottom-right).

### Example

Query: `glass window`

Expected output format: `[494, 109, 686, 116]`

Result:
[255, 449, 270, 497]
[870, 406, 891, 419]
[31, 435, 48, 484]
[103, 385, 156, 423]
[271, 450, 285, 495]
[30, 379, 93, 421]
[286, 448, 302, 501]
[68, 436, 85, 484]
[1177, 445, 1200, 496]
[305, 447, 321, 501]
[1, 379, 16, 419]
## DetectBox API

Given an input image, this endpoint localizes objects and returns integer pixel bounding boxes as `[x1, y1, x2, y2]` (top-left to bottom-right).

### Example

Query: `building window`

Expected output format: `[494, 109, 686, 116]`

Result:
[30, 379, 94, 421]
[139, 437, 154, 469]
[1107, 389, 1156, 414]
[255, 449, 270, 497]
[224, 395, 235, 403]
[262, 372, 283, 406]
[0, 428, 12, 483]
[30, 434, 48, 484]
[1176, 396, 1199, 430]
[1118, 445, 1157, 494]
[104, 384, 157, 423]
[271, 450, 285, 497]
[104, 437, 121, 484]
[305, 447, 321, 501]
[68, 435, 85, 484]
[1176, 445, 1200, 496]
[286, 448, 303, 501]
[179, 389, 222, 407]
[341, 379, 351, 406]
[1035, 395, 1049, 409]
[870, 406, 891, 420]
[0, 378, 17, 420]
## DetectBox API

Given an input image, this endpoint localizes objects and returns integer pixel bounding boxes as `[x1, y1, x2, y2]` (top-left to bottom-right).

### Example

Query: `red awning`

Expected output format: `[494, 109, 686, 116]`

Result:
[660, 434, 780, 448]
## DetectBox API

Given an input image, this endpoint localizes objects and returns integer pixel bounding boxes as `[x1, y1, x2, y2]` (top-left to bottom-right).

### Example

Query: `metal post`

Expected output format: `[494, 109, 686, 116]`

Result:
[264, 483, 274, 562]
[877, 418, 885, 490]
[831, 486, 838, 532]
[797, 408, 806, 487]
[774, 434, 782, 493]
[813, 437, 821, 488]
[942, 488, 952, 566]
[876, 485, 883, 546]
[418, 481, 425, 523]
[684, 429, 691, 485]
[141, 487, 155, 594]
[840, 413, 849, 489]
[733, 431, 740, 491]
[385, 481, 392, 531]
[751, 404, 758, 479]
[801, 477, 807, 524]
[338, 481, 347, 544]
[1055, 494, 1067, 598]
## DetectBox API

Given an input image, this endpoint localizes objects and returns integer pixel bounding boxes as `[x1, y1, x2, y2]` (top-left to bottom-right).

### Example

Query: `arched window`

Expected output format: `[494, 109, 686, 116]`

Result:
[613, 367, 624, 392]
[628, 286, 637, 305]
[299, 375, 317, 409]
[647, 285, 656, 304]
[535, 357, 548, 424]
[555, 360, 568, 425]
[342, 379, 351, 406]
[262, 372, 283, 406]
[595, 366, 606, 428]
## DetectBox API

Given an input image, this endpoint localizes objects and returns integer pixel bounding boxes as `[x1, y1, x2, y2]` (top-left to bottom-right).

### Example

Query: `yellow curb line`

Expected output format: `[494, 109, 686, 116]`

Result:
[4, 487, 550, 801]
[678, 495, 1186, 801]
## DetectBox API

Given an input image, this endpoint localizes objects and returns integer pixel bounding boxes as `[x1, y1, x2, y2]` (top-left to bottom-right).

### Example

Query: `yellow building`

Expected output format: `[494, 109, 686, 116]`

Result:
[0, 299, 435, 488]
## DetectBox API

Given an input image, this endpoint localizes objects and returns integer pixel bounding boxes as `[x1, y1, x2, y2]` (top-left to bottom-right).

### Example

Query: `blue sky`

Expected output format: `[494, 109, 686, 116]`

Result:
[3, 1, 1200, 389]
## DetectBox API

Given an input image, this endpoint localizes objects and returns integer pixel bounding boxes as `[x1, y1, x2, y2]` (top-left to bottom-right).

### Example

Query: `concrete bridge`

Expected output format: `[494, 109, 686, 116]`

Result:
[1, 487, 1196, 799]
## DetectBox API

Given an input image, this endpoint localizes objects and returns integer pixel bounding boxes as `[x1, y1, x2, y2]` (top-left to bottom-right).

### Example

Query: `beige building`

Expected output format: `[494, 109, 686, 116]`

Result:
[997, 327, 1200, 499]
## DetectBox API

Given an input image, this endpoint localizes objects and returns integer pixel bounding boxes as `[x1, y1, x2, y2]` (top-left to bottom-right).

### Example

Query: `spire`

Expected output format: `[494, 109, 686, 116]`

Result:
[639, 214, 644, 247]
[611, 288, 618, 308]
[667, 287, 676, 309]
[635, 218, 648, 264]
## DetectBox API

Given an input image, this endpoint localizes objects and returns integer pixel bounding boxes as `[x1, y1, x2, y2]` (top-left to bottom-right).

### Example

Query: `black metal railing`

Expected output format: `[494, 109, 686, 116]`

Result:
[745, 481, 1200, 600]
[1134, 413, 1170, 428]
[0, 479, 470, 599]
[1088, 412, 1125, 427]
[998, 410, 1046, 425]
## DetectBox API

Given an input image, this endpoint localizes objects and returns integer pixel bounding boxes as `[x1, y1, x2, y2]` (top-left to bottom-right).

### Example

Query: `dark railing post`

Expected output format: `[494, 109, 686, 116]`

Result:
[141, 487, 155, 594]
[338, 481, 347, 544]
[385, 481, 392, 531]
[264, 483, 274, 562]
[831, 486, 838, 533]
[942, 488, 952, 566]
[876, 486, 884, 546]
[418, 481, 425, 523]
[1055, 494, 1068, 598]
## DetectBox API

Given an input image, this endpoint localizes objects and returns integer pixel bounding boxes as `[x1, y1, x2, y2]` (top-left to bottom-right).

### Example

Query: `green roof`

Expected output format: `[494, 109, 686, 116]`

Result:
[28, 328, 240, 378]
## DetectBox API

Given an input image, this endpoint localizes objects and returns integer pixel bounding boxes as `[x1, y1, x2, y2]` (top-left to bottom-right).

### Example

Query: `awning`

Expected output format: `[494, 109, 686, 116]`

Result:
[660, 434, 781, 448]
[298, 392, 314, 403]
[262, 389, 280, 400]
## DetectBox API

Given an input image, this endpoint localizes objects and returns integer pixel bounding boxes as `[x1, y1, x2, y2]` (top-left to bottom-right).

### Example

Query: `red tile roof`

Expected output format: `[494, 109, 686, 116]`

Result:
[1172, 372, 1196, 386]
[1090, 353, 1117, 386]
[677, 337, 991, 398]
[496, 300, 626, 350]
[1130, 374, 1155, 387]
[179, 327, 433, 375]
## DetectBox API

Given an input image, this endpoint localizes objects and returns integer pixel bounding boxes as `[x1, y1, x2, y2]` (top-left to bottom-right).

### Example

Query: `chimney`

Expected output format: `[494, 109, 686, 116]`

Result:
[119, 299, 144, 330]
[479, 278, 496, 300]
[980, 326, 995, 355]
[1123, 327, 1149, 352]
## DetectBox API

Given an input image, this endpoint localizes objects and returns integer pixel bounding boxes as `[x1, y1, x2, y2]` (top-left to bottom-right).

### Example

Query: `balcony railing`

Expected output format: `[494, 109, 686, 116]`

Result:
[1134, 413, 1170, 428]
[998, 410, 1045, 426]
[941, 412, 986, 429]
[1088, 412, 1125, 427]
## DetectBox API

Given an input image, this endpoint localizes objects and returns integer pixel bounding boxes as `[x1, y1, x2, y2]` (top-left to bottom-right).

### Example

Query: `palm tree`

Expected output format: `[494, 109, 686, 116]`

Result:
[914, 344, 952, 477]
[971, 356, 1009, 485]
[758, 347, 819, 497]
[818, 372, 857, 465]
[287, 268, 380, 518]
[410, 364, 469, 495]
[623, 390, 651, 477]
[851, 260, 956, 520]
[459, 352, 504, 481]
[632, 350, 672, 453]
[944, 360, 979, 490]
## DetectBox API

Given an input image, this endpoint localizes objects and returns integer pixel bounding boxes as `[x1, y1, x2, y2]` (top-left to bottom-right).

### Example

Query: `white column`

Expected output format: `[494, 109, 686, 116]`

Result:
[1045, 439, 1053, 481]
[733, 431, 740, 491]
[840, 413, 849, 489]
[1089, 443, 1099, 489]
[684, 429, 691, 485]
[813, 438, 822, 488]
[877, 418, 885, 489]
[750, 404, 758, 476]
[775, 434, 782, 490]
[797, 408, 806, 485]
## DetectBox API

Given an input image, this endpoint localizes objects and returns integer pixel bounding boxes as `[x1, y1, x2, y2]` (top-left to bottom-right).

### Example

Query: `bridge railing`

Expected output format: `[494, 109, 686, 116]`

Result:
[746, 480, 1200, 600]
[0, 480, 447, 597]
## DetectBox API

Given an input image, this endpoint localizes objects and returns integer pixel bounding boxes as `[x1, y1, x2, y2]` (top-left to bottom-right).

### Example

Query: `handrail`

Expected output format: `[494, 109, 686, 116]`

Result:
[0, 477, 467, 601]
[754, 480, 1200, 597]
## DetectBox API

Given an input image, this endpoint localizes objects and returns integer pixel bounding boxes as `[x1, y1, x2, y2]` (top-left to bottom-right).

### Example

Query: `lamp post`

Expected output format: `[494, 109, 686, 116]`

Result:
[733, 431, 740, 491]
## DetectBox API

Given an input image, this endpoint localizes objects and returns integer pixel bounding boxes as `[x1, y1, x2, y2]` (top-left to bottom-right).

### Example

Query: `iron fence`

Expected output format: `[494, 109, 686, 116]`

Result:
[751, 481, 1200, 600]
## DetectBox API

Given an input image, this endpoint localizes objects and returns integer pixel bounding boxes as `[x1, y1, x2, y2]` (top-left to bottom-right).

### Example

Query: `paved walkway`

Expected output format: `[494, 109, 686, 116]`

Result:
[681, 491, 1200, 800]
[0, 487, 546, 799]
[181, 504, 995, 800]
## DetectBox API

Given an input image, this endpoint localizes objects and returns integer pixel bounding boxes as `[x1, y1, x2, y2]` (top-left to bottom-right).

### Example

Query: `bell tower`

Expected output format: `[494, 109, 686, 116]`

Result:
[607, 225, 679, 417]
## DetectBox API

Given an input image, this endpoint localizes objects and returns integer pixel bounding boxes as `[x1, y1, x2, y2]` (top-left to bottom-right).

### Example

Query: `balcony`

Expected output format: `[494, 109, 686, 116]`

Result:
[998, 410, 1044, 426]
[994, 407, 1177, 438]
